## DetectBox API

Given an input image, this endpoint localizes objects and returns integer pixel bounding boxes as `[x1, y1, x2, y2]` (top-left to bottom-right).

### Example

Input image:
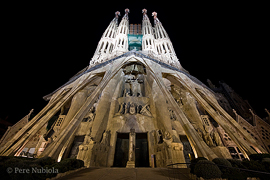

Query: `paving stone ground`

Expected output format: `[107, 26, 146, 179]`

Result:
[57, 167, 192, 180]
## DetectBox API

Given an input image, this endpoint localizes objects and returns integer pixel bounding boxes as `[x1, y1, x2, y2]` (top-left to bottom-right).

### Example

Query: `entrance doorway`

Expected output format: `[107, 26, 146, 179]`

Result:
[179, 135, 195, 166]
[113, 133, 129, 167]
[135, 133, 149, 167]
[68, 135, 85, 159]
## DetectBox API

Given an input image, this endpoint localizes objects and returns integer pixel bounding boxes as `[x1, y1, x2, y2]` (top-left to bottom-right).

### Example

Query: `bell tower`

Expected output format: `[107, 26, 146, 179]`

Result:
[90, 11, 119, 67]
[152, 11, 188, 73]
[112, 8, 130, 56]
[142, 9, 157, 54]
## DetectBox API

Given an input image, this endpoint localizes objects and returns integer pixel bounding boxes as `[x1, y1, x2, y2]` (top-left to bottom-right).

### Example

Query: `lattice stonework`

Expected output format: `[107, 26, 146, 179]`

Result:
[55, 115, 65, 127]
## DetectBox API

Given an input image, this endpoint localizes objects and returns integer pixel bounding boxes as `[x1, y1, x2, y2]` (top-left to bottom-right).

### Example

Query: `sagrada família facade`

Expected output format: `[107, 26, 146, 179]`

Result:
[1, 9, 269, 168]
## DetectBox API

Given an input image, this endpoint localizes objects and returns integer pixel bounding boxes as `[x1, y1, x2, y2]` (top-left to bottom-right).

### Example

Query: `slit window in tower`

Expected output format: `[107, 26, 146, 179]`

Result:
[162, 44, 166, 53]
[109, 44, 114, 53]
[99, 42, 104, 52]
[109, 30, 112, 38]
[104, 42, 109, 53]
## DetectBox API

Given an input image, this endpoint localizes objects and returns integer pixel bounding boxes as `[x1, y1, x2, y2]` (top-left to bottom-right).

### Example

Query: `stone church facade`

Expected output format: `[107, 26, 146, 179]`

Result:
[1, 9, 269, 168]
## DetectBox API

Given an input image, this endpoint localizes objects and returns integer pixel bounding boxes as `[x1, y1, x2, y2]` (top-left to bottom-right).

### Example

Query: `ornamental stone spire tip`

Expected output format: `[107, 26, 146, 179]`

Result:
[142, 9, 149, 20]
[115, 11, 120, 18]
[142, 9, 147, 14]
[152, 11, 157, 17]
[152, 11, 160, 24]
[125, 8, 130, 14]
[123, 8, 129, 19]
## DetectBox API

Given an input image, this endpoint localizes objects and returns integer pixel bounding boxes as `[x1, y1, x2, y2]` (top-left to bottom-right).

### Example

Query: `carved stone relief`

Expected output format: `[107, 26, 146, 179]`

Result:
[123, 74, 144, 97]
[168, 107, 176, 121]
[100, 130, 111, 146]
[115, 63, 151, 117]
[82, 102, 97, 122]
[170, 83, 224, 148]
[198, 115, 223, 147]
[115, 101, 151, 117]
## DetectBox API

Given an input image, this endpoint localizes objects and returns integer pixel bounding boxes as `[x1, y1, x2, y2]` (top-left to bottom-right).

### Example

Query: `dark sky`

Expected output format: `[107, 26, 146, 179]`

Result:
[1, 2, 269, 124]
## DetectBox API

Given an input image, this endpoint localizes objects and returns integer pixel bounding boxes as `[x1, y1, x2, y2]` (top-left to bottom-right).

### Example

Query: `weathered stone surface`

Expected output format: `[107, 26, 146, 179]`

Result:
[1, 10, 268, 169]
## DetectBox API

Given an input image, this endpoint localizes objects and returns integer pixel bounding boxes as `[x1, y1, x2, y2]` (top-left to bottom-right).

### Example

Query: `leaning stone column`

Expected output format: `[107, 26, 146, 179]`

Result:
[126, 129, 135, 168]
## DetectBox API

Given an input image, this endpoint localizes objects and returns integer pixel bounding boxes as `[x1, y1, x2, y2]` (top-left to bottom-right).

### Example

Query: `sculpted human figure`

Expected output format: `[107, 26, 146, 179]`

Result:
[140, 104, 151, 116]
[84, 135, 94, 144]
[88, 112, 95, 121]
[130, 75, 142, 97]
[196, 128, 203, 139]
[162, 131, 173, 160]
[101, 130, 110, 146]
[203, 125, 214, 147]
[85, 106, 95, 121]
[125, 102, 130, 114]
[162, 131, 172, 147]
[170, 85, 182, 105]
[124, 84, 131, 97]
[211, 130, 223, 146]
[116, 102, 125, 115]
[124, 75, 132, 97]
[157, 130, 163, 144]
[129, 102, 136, 115]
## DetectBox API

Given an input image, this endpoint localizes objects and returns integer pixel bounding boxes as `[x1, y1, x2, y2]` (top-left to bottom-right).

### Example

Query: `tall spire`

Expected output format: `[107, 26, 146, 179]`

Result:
[115, 11, 120, 19]
[142, 8, 147, 19]
[141, 9, 157, 54]
[152, 11, 160, 25]
[89, 11, 119, 67]
[123, 8, 129, 19]
[102, 11, 120, 39]
[112, 8, 130, 56]
[152, 11, 188, 73]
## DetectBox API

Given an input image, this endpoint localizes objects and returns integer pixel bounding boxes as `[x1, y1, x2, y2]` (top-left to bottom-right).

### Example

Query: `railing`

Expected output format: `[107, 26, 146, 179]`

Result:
[167, 162, 270, 180]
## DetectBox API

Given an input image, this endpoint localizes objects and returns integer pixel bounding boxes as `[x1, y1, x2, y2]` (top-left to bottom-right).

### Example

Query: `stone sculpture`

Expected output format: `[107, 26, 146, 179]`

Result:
[1, 9, 267, 169]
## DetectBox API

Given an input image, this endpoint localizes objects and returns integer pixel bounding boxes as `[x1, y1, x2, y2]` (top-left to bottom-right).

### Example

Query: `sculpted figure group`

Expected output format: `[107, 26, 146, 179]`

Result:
[116, 102, 151, 116]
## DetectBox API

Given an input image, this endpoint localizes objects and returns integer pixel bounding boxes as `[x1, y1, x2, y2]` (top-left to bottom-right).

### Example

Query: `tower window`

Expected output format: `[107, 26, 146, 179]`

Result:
[228, 147, 237, 153]
[162, 44, 166, 53]
[99, 42, 104, 52]
[104, 42, 109, 53]
[109, 30, 112, 38]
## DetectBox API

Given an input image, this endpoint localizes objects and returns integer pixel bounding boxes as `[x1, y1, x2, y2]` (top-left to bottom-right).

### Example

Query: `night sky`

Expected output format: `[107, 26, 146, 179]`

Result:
[1, 2, 268, 124]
